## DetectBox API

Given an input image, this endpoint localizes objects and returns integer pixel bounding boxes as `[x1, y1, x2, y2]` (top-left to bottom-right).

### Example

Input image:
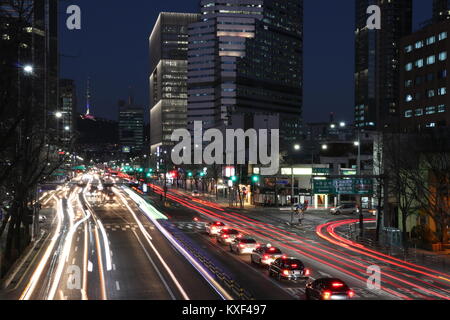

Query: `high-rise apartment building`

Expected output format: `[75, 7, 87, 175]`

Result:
[149, 12, 200, 154]
[187, 0, 303, 149]
[355, 0, 413, 131]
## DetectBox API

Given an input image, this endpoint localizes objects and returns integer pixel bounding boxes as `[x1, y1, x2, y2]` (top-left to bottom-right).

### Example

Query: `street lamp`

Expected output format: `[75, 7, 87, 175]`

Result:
[322, 144, 328, 150]
[55, 111, 63, 119]
[294, 144, 301, 151]
[340, 122, 346, 128]
[23, 65, 33, 74]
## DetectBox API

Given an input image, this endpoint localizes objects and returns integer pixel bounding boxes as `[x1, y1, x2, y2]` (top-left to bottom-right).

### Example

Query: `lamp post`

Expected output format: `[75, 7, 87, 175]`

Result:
[355, 131, 363, 236]
[290, 144, 302, 225]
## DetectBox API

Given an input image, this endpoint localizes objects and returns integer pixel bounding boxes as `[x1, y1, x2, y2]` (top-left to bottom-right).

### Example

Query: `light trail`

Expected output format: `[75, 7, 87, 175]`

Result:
[47, 190, 91, 300]
[154, 186, 450, 300]
[116, 187, 233, 301]
[319, 219, 450, 282]
[20, 196, 63, 300]
[115, 189, 190, 300]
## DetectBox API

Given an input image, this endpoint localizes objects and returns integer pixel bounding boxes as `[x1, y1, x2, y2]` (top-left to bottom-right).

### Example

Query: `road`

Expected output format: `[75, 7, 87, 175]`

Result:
[8, 174, 449, 301]
[147, 183, 450, 300]
[12, 174, 222, 300]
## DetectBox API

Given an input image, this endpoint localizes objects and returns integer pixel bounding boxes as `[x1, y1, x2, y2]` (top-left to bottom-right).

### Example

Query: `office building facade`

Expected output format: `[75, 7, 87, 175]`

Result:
[187, 0, 303, 150]
[355, 0, 413, 131]
[399, 20, 450, 130]
[149, 12, 200, 155]
[433, 0, 450, 22]
[59, 79, 77, 143]
[118, 98, 144, 155]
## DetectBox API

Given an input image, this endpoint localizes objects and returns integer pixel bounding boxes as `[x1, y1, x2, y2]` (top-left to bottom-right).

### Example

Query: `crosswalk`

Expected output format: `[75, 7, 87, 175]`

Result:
[103, 223, 155, 232]
[172, 221, 207, 232]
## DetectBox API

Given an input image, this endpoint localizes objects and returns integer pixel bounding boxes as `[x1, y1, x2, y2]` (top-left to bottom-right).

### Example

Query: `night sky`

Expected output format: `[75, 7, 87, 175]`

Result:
[59, 0, 432, 124]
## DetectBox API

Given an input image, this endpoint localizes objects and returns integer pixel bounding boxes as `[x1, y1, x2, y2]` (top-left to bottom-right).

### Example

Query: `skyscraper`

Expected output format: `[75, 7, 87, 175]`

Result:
[149, 12, 200, 155]
[119, 97, 144, 155]
[59, 79, 77, 143]
[354, 0, 413, 131]
[433, 0, 450, 22]
[187, 0, 303, 149]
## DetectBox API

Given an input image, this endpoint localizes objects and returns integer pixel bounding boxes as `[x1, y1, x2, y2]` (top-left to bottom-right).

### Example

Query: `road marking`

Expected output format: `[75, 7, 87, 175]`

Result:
[113, 264, 116, 271]
[131, 229, 177, 300]
[72, 258, 76, 265]
[318, 271, 332, 278]
[115, 281, 121, 291]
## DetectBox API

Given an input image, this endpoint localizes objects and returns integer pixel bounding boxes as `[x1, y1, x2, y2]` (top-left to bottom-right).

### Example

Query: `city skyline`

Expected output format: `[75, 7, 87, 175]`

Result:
[60, 0, 432, 124]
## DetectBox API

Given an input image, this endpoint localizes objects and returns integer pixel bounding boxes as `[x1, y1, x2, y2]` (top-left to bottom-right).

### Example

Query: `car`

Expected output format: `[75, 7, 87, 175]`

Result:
[230, 238, 260, 254]
[192, 190, 200, 197]
[330, 204, 359, 215]
[305, 278, 355, 300]
[217, 228, 242, 245]
[206, 221, 226, 236]
[269, 257, 311, 281]
[250, 245, 283, 267]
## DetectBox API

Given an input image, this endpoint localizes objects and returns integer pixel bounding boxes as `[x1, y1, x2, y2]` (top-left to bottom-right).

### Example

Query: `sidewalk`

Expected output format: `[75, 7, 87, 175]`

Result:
[337, 222, 450, 273]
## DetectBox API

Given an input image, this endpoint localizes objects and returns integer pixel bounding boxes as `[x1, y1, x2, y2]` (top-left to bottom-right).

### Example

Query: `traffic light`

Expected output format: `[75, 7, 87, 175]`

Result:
[252, 175, 260, 183]
[231, 176, 238, 182]
[187, 172, 193, 177]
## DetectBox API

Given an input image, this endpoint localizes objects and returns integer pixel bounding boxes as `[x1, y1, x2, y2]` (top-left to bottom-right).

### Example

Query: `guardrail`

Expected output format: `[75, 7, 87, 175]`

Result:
[167, 226, 254, 300]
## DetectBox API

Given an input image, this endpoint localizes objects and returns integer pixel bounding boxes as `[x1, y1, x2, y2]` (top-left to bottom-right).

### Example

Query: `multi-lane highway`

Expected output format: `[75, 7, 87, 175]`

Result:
[146, 183, 450, 301]
[5, 173, 449, 301]
[11, 174, 223, 300]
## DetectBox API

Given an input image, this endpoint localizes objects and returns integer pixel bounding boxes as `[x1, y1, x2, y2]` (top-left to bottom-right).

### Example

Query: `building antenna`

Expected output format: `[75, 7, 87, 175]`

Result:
[86, 77, 91, 116]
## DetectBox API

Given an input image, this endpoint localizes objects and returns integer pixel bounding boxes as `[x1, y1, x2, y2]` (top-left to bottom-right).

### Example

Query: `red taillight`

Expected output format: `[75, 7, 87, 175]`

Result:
[348, 290, 355, 298]
[304, 268, 310, 276]
[291, 264, 298, 268]
[263, 255, 270, 260]
[283, 270, 290, 276]
[256, 244, 261, 248]
[269, 247, 276, 252]
[223, 234, 229, 238]
[332, 282, 344, 288]
[239, 244, 246, 248]
[323, 291, 332, 300]
[237, 234, 243, 238]
[215, 222, 222, 226]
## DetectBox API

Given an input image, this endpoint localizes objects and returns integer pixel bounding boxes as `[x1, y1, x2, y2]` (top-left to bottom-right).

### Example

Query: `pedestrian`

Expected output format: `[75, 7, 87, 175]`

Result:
[298, 210, 304, 225]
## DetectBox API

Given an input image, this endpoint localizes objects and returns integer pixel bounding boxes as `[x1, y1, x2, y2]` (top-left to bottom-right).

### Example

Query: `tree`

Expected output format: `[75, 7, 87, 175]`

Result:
[0, 0, 73, 276]
[381, 129, 450, 248]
